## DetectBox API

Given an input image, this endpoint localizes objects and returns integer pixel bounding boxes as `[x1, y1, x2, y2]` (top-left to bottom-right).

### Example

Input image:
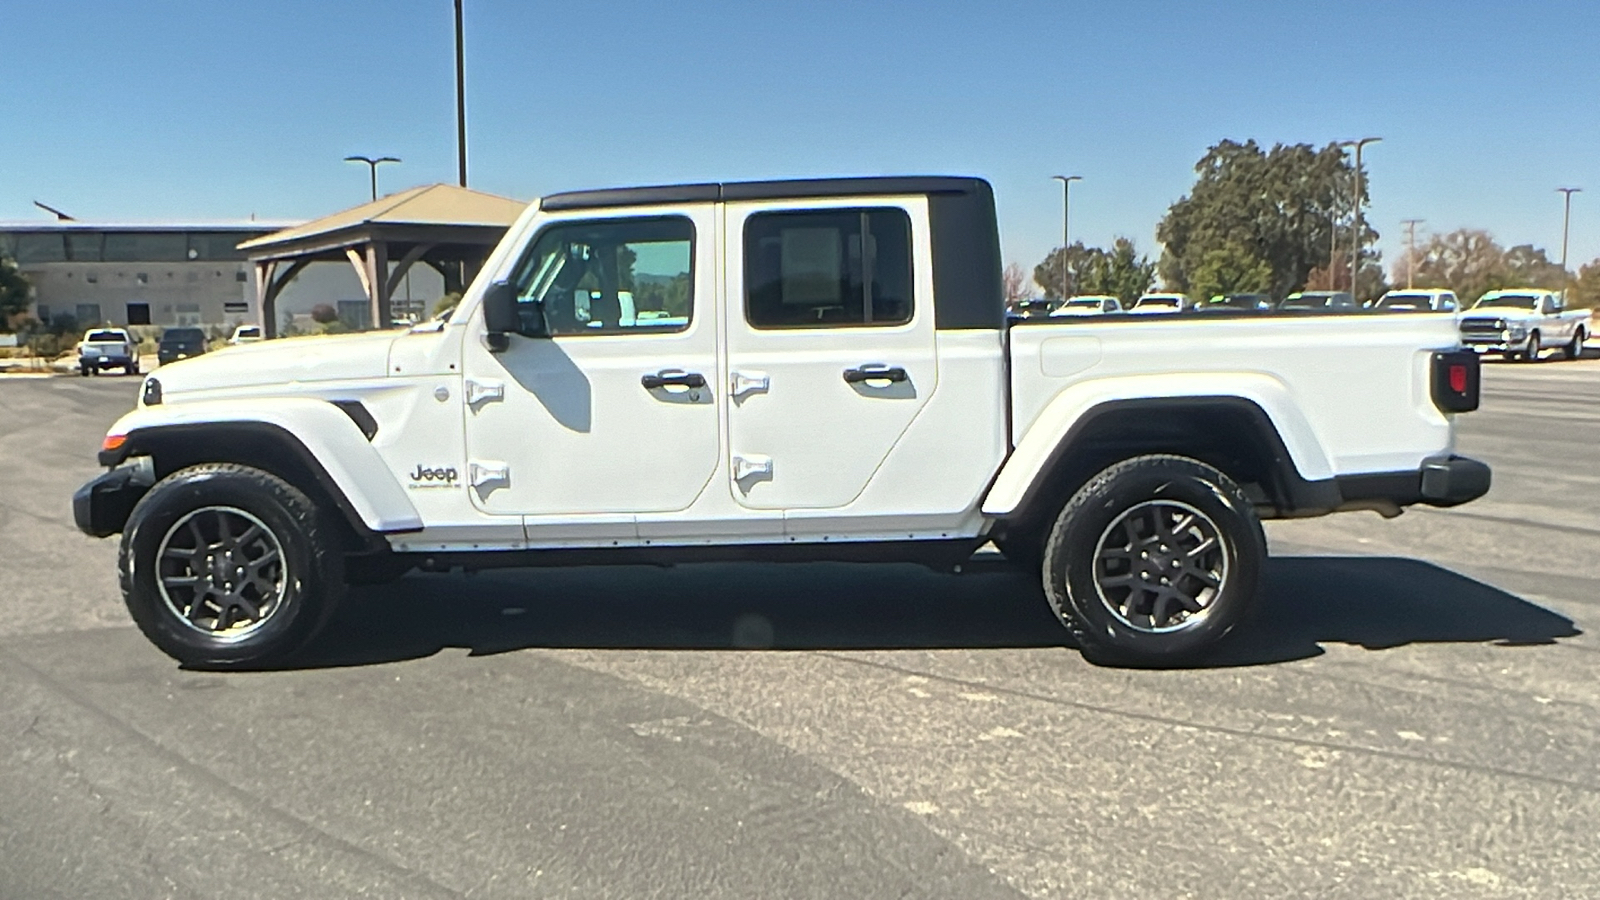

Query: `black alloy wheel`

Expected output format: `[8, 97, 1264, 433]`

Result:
[120, 464, 343, 667]
[1041, 454, 1265, 667]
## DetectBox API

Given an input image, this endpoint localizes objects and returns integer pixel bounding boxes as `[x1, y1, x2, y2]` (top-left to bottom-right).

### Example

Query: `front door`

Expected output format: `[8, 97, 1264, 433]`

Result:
[461, 208, 720, 537]
[721, 200, 938, 511]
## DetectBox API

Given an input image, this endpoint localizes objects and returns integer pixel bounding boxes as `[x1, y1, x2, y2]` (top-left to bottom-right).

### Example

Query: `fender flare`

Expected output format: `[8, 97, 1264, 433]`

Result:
[99, 398, 423, 536]
[982, 375, 1338, 519]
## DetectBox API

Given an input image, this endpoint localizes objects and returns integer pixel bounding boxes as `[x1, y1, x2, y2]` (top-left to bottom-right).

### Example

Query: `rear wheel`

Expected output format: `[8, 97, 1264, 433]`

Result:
[120, 464, 343, 668]
[1566, 328, 1586, 360]
[1041, 455, 1265, 667]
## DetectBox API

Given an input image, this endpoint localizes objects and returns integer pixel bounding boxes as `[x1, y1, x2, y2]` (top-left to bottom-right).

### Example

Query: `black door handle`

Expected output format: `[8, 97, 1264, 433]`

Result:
[843, 364, 908, 384]
[642, 369, 706, 390]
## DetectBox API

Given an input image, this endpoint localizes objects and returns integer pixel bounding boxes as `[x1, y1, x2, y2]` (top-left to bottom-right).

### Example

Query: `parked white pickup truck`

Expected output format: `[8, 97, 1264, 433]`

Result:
[77, 327, 141, 376]
[73, 176, 1489, 669]
[1459, 289, 1588, 360]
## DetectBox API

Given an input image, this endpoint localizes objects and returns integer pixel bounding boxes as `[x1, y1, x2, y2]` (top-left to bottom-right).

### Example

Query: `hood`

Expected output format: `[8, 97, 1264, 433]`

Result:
[153, 330, 400, 397]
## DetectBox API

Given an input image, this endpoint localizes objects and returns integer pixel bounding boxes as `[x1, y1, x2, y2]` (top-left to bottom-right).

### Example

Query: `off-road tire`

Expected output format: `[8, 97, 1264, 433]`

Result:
[1041, 454, 1265, 667]
[120, 463, 344, 668]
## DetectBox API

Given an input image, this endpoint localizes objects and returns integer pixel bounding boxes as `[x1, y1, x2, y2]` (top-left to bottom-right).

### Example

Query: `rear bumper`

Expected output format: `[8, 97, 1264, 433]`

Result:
[1334, 455, 1491, 511]
[72, 466, 151, 537]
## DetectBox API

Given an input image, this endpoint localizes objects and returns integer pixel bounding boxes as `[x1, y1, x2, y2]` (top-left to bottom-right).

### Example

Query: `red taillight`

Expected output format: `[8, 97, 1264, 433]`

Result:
[1431, 350, 1480, 413]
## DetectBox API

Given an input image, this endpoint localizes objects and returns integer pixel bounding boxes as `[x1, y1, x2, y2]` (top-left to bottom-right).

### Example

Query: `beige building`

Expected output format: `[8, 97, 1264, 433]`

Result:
[0, 222, 292, 330]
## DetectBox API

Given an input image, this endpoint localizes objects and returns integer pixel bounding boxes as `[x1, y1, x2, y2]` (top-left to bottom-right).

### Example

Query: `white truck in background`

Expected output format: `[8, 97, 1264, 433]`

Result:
[77, 327, 141, 376]
[1458, 289, 1588, 360]
[74, 176, 1489, 670]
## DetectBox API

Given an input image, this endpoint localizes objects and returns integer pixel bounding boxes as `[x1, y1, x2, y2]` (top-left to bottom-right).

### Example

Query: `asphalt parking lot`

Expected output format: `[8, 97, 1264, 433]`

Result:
[2, 356, 1598, 899]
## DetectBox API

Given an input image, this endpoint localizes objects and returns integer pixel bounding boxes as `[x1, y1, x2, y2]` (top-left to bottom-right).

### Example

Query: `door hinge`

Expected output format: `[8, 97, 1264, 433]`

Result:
[465, 378, 505, 408]
[732, 454, 773, 481]
[730, 370, 770, 399]
[469, 461, 510, 490]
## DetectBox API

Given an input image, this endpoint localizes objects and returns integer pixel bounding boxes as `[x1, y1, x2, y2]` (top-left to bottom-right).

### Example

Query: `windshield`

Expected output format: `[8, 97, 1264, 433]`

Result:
[235, 327, 260, 337]
[86, 330, 125, 342]
[1065, 299, 1104, 308]
[1474, 294, 1538, 309]
[1379, 294, 1430, 309]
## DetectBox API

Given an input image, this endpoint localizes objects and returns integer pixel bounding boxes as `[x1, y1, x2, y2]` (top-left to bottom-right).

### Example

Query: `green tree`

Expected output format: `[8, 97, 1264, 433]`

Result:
[0, 255, 31, 332]
[1082, 238, 1156, 305]
[1158, 139, 1373, 300]
[1186, 242, 1273, 301]
[1569, 259, 1600, 309]
[1034, 238, 1154, 304]
[1501, 244, 1567, 289]
[1033, 242, 1106, 300]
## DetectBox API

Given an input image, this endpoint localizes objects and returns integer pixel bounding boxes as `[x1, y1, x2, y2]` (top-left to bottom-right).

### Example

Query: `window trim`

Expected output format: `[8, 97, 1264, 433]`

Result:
[506, 214, 698, 339]
[742, 206, 916, 331]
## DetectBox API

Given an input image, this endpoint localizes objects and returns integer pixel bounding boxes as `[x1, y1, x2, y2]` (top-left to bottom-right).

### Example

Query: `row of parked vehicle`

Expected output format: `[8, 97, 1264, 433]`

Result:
[1010, 287, 1590, 361]
[75, 323, 264, 376]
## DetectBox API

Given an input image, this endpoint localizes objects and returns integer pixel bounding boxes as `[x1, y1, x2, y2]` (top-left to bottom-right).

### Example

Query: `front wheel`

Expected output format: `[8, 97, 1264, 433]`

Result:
[120, 464, 344, 668]
[1566, 328, 1586, 360]
[1522, 332, 1541, 362]
[1041, 455, 1265, 667]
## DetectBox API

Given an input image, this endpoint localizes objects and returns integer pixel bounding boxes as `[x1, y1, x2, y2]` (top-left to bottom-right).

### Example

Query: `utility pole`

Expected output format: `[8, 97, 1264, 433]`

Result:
[1051, 175, 1082, 300]
[1401, 218, 1423, 289]
[455, 0, 468, 187]
[1557, 187, 1581, 272]
[1341, 137, 1381, 300]
[344, 155, 401, 201]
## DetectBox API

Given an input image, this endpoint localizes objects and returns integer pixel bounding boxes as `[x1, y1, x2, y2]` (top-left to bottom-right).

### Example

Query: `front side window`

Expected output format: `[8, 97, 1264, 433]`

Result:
[508, 216, 694, 337]
[744, 208, 913, 329]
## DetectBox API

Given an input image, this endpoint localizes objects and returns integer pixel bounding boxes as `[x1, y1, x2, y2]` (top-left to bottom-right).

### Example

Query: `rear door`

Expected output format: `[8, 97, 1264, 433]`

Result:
[720, 199, 937, 511]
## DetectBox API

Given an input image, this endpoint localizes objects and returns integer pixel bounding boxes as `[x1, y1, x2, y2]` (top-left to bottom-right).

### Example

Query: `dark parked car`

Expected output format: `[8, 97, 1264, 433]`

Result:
[1195, 293, 1274, 312]
[157, 327, 209, 365]
[1279, 291, 1357, 311]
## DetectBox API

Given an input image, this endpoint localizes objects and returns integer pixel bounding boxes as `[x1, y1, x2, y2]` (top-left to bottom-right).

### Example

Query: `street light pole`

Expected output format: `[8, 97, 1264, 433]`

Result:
[1051, 175, 1082, 300]
[455, 0, 468, 187]
[344, 155, 401, 201]
[1343, 137, 1381, 299]
[1557, 187, 1581, 272]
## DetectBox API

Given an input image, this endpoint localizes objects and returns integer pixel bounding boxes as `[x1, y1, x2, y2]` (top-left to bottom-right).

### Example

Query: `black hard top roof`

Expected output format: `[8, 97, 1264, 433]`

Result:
[540, 176, 991, 212]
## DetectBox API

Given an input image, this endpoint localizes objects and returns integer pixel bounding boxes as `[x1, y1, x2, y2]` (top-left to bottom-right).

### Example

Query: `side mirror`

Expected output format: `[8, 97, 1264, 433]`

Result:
[482, 280, 519, 335]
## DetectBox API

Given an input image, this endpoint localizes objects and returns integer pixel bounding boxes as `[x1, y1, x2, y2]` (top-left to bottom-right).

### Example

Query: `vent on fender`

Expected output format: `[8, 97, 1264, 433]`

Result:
[330, 400, 379, 440]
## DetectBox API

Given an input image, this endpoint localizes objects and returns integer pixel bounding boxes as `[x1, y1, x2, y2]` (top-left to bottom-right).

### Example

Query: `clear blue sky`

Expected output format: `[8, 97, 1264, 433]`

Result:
[4, 0, 1599, 283]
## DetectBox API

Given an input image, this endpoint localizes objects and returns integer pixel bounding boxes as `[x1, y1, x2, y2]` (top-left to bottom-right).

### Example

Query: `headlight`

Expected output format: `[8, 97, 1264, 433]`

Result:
[1507, 324, 1527, 338]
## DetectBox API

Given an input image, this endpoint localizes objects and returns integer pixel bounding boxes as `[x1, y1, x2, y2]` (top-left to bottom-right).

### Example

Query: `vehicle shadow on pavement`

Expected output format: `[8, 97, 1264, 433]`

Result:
[285, 555, 1580, 670]
[1211, 556, 1581, 667]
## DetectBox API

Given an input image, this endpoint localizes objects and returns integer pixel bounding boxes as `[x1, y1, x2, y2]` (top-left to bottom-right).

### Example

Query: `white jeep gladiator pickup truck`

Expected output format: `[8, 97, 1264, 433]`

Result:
[1458, 289, 1588, 361]
[73, 176, 1490, 668]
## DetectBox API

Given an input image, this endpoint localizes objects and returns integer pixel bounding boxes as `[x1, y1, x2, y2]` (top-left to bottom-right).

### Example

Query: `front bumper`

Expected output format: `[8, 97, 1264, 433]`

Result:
[1335, 455, 1492, 512]
[72, 465, 152, 537]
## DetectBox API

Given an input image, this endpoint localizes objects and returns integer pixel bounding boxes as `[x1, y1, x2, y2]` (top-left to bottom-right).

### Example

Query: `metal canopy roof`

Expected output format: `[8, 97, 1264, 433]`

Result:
[237, 183, 527, 260]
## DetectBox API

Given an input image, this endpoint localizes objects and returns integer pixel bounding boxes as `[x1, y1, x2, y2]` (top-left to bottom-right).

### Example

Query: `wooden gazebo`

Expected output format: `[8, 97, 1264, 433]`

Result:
[238, 184, 526, 336]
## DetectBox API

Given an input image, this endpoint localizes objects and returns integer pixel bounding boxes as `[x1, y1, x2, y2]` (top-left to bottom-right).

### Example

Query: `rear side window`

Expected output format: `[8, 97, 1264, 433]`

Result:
[744, 208, 913, 329]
